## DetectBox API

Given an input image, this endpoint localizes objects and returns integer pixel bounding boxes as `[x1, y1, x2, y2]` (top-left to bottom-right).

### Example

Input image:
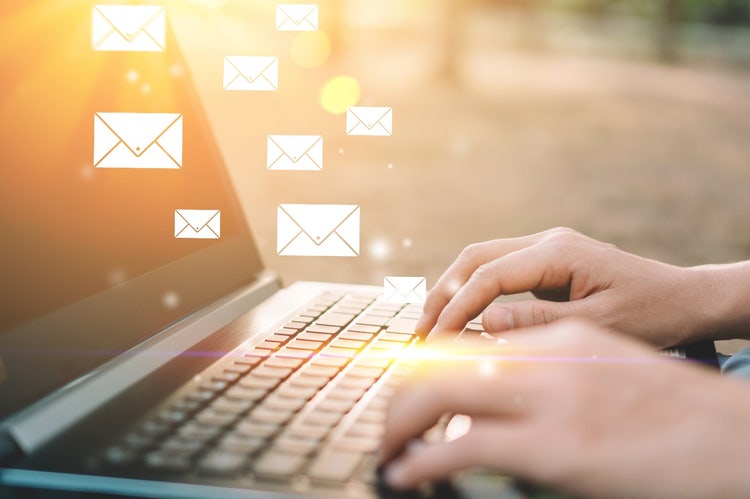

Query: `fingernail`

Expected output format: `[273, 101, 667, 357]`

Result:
[384, 461, 408, 487]
[485, 307, 513, 332]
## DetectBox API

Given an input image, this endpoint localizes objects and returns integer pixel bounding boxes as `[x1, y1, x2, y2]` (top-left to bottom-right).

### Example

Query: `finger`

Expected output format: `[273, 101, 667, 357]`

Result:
[482, 299, 589, 334]
[379, 366, 534, 464]
[383, 424, 528, 490]
[416, 233, 551, 336]
[429, 243, 576, 340]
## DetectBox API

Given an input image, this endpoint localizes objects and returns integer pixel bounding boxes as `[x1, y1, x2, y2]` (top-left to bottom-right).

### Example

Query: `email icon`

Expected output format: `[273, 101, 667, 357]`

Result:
[223, 56, 279, 91]
[92, 5, 166, 52]
[277, 204, 359, 257]
[384, 276, 427, 304]
[346, 106, 393, 136]
[174, 210, 221, 239]
[268, 135, 323, 171]
[94, 112, 182, 169]
[276, 4, 319, 31]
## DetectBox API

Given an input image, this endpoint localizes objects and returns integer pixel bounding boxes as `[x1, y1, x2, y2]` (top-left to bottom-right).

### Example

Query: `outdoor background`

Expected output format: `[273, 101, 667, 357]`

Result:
[171, 0, 750, 352]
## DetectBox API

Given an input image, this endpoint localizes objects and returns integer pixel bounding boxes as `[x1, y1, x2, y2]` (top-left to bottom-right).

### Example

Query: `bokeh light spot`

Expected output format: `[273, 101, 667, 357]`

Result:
[290, 31, 331, 69]
[320, 76, 360, 115]
[369, 238, 391, 261]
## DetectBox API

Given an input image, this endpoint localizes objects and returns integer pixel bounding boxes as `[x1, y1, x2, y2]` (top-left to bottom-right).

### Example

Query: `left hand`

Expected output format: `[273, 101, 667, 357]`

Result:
[379, 320, 750, 499]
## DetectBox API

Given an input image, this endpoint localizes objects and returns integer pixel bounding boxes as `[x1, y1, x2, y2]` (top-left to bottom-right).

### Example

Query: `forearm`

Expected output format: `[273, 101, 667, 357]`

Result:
[687, 262, 750, 342]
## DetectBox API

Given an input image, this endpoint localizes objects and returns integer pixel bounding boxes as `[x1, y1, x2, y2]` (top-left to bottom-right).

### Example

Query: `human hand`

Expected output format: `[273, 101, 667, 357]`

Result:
[380, 320, 750, 498]
[418, 227, 718, 348]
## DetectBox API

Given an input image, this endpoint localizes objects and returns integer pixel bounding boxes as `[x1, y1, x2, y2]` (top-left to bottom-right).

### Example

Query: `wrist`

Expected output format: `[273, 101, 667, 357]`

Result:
[685, 262, 750, 342]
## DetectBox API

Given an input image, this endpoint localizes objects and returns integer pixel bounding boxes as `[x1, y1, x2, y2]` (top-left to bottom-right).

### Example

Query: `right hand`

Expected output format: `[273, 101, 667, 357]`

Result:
[417, 227, 720, 348]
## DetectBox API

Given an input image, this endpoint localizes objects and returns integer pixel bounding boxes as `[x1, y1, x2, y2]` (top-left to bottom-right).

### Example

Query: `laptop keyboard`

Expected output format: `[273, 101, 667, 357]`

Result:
[98, 291, 431, 487]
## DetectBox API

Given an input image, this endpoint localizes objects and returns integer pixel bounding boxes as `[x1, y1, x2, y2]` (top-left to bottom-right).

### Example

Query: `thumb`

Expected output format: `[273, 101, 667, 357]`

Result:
[482, 300, 585, 333]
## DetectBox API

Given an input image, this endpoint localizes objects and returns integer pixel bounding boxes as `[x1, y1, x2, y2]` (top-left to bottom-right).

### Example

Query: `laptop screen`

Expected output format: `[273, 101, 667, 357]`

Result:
[0, 2, 264, 420]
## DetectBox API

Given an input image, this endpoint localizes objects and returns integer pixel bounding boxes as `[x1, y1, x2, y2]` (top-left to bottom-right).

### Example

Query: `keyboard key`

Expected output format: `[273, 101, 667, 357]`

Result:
[252, 365, 293, 379]
[305, 325, 340, 335]
[297, 332, 332, 342]
[236, 421, 279, 438]
[248, 407, 295, 424]
[177, 423, 221, 441]
[336, 376, 374, 390]
[307, 450, 362, 482]
[334, 436, 380, 453]
[299, 411, 342, 427]
[316, 313, 356, 328]
[379, 332, 414, 343]
[160, 437, 204, 454]
[255, 341, 282, 351]
[276, 348, 312, 360]
[285, 423, 331, 441]
[286, 340, 323, 351]
[346, 422, 383, 438]
[316, 398, 354, 414]
[290, 375, 330, 389]
[353, 357, 391, 369]
[237, 352, 267, 366]
[310, 356, 349, 368]
[195, 409, 236, 427]
[263, 356, 304, 369]
[356, 316, 390, 327]
[210, 397, 254, 414]
[338, 331, 373, 342]
[262, 395, 308, 412]
[265, 333, 292, 343]
[386, 318, 419, 334]
[254, 451, 306, 477]
[292, 315, 314, 325]
[272, 437, 319, 455]
[332, 306, 365, 315]
[321, 347, 358, 359]
[144, 450, 192, 473]
[186, 390, 215, 404]
[330, 339, 365, 350]
[297, 365, 339, 378]
[345, 367, 384, 379]
[273, 328, 299, 336]
[156, 409, 188, 425]
[200, 380, 228, 392]
[285, 321, 309, 331]
[347, 324, 381, 334]
[327, 387, 366, 402]
[198, 451, 246, 475]
[218, 434, 266, 454]
[275, 384, 319, 401]
[356, 409, 386, 424]
[238, 375, 281, 390]
[299, 308, 324, 318]
[370, 340, 406, 351]
[224, 386, 267, 402]
[225, 363, 252, 375]
[212, 371, 240, 383]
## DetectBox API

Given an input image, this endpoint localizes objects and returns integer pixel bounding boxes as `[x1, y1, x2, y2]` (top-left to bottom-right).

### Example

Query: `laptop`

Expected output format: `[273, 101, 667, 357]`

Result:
[0, 3, 521, 498]
[0, 3, 718, 498]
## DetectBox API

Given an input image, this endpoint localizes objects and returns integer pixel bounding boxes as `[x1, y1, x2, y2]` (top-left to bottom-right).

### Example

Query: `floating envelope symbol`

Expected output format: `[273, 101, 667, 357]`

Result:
[93, 112, 182, 169]
[276, 4, 319, 31]
[267, 135, 323, 171]
[346, 106, 393, 136]
[384, 276, 427, 304]
[92, 5, 166, 52]
[174, 210, 221, 239]
[223, 56, 279, 91]
[277, 204, 359, 257]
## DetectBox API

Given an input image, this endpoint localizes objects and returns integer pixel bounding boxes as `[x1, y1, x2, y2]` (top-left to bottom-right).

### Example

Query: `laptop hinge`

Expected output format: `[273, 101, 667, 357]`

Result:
[0, 432, 22, 466]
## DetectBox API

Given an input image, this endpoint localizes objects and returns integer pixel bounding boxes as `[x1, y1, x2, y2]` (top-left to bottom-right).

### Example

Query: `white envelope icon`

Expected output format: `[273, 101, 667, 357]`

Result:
[94, 112, 182, 169]
[346, 106, 393, 136]
[267, 135, 323, 171]
[277, 204, 359, 257]
[276, 4, 319, 31]
[223, 56, 279, 91]
[92, 5, 165, 52]
[174, 210, 221, 239]
[384, 276, 427, 304]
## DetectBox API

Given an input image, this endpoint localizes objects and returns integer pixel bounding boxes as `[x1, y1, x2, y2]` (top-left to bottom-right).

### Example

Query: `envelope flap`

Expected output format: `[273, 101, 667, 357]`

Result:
[349, 107, 391, 129]
[94, 5, 162, 40]
[280, 204, 357, 244]
[97, 113, 180, 156]
[176, 210, 219, 231]
[278, 4, 317, 24]
[385, 277, 425, 295]
[226, 57, 277, 82]
[269, 135, 322, 160]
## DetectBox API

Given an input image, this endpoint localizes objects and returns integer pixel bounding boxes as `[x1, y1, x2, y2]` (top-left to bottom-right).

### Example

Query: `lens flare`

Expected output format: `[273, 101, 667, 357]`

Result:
[320, 76, 360, 115]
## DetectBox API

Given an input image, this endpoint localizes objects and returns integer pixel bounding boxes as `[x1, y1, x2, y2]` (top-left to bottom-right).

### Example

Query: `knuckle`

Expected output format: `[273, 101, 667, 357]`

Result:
[529, 301, 556, 326]
[458, 243, 483, 263]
